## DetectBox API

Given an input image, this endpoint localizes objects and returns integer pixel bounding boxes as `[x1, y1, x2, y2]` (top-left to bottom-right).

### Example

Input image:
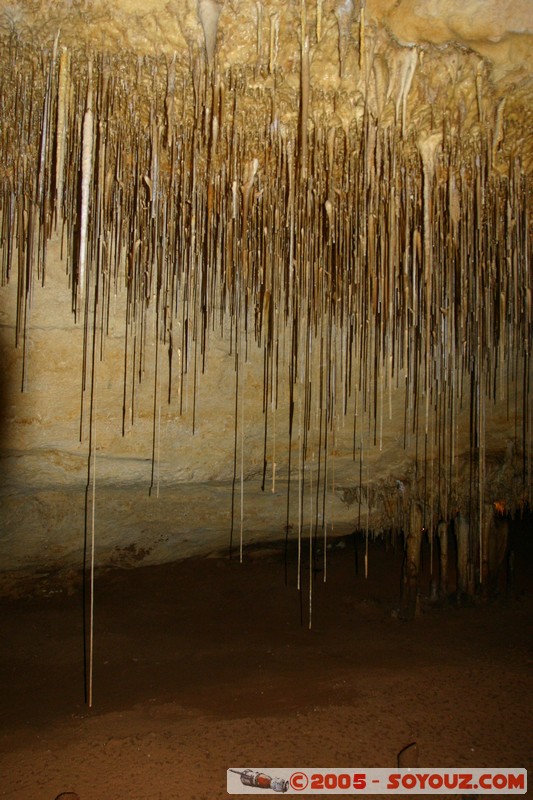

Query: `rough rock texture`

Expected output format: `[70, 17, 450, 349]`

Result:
[0, 0, 531, 580]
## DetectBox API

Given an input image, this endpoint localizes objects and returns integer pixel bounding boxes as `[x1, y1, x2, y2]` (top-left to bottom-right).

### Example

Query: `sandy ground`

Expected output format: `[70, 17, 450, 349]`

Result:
[0, 525, 531, 800]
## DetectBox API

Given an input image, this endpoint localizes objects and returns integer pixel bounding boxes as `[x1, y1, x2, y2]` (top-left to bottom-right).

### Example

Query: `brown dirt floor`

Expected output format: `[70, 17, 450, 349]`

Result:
[0, 523, 532, 800]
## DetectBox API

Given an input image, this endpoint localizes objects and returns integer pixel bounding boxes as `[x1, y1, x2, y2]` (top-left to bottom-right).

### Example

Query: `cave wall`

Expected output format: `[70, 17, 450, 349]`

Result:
[0, 0, 531, 579]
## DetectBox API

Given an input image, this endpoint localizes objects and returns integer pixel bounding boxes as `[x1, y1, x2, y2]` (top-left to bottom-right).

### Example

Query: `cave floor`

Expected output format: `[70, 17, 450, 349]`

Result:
[0, 531, 532, 800]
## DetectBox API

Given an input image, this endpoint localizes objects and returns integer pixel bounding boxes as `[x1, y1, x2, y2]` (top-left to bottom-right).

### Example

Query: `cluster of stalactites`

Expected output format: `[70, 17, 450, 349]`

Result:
[0, 42, 531, 536]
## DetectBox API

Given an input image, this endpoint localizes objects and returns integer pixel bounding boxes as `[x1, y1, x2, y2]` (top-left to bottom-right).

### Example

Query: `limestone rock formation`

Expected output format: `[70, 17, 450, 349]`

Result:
[0, 0, 531, 590]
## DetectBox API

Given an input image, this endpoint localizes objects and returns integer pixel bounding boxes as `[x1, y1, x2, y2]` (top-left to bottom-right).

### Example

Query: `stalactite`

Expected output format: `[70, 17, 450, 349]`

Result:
[268, 11, 280, 75]
[0, 39, 531, 626]
[335, 0, 355, 80]
[78, 61, 94, 313]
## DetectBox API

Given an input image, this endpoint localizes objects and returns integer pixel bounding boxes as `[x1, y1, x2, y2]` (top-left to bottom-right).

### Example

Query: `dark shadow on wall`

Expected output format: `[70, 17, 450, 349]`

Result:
[0, 304, 26, 487]
[0, 320, 14, 452]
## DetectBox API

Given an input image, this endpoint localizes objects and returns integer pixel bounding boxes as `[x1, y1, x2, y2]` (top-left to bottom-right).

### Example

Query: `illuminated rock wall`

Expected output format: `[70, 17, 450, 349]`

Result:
[0, 0, 531, 577]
